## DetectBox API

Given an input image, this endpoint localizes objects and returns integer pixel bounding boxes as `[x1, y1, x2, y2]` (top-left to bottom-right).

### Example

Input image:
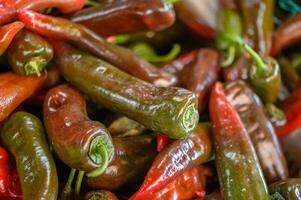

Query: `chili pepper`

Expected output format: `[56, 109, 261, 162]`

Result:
[0, 21, 24, 56]
[156, 134, 170, 152]
[131, 166, 210, 200]
[0, 0, 85, 25]
[272, 13, 301, 56]
[43, 84, 114, 177]
[108, 117, 145, 137]
[244, 43, 281, 103]
[7, 29, 53, 76]
[224, 81, 288, 183]
[278, 56, 300, 91]
[0, 111, 58, 200]
[216, 8, 242, 67]
[238, 0, 274, 56]
[265, 103, 287, 129]
[131, 123, 212, 199]
[181, 48, 220, 112]
[53, 42, 198, 139]
[17, 10, 176, 86]
[70, 0, 175, 37]
[9, 168, 22, 200]
[86, 134, 156, 191]
[209, 82, 270, 200]
[269, 179, 301, 200]
[0, 72, 46, 122]
[84, 190, 118, 200]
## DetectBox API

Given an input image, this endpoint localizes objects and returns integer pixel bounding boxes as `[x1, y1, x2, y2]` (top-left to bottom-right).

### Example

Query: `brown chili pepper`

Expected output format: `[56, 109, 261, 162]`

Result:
[84, 190, 118, 200]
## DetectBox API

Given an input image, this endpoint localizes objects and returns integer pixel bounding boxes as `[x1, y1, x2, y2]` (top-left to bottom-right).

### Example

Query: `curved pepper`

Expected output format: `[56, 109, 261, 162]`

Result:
[131, 166, 210, 200]
[0, 0, 85, 25]
[131, 123, 212, 199]
[7, 29, 53, 75]
[53, 42, 198, 139]
[272, 13, 301, 56]
[269, 179, 301, 200]
[209, 82, 270, 200]
[84, 190, 118, 200]
[0, 111, 58, 200]
[0, 72, 46, 122]
[86, 134, 156, 191]
[70, 0, 175, 37]
[238, 0, 274, 56]
[225, 81, 288, 183]
[0, 21, 24, 56]
[17, 10, 176, 87]
[43, 84, 114, 177]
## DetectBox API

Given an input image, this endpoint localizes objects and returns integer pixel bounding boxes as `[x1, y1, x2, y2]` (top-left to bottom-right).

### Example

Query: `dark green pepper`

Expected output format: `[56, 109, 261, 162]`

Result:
[84, 190, 118, 200]
[0, 111, 58, 200]
[43, 84, 114, 177]
[7, 29, 53, 75]
[53, 42, 199, 139]
[269, 179, 301, 200]
[278, 56, 300, 91]
[86, 134, 156, 191]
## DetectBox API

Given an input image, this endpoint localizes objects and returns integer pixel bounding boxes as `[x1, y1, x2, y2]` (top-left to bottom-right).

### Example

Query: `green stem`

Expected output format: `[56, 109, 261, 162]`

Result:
[86, 144, 109, 177]
[85, 0, 101, 7]
[165, 0, 180, 4]
[61, 169, 77, 200]
[75, 171, 85, 200]
[243, 43, 268, 77]
[222, 45, 236, 67]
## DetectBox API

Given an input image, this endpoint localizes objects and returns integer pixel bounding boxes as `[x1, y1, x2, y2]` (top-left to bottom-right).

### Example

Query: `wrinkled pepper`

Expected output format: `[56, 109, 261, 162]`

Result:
[131, 123, 212, 199]
[43, 84, 114, 177]
[53, 42, 199, 139]
[7, 29, 53, 75]
[17, 10, 176, 86]
[272, 13, 301, 56]
[238, 0, 274, 56]
[84, 190, 118, 200]
[131, 166, 210, 200]
[86, 134, 156, 191]
[0, 72, 46, 122]
[70, 0, 175, 37]
[0, 112, 58, 200]
[0, 21, 24, 56]
[225, 81, 288, 183]
[209, 82, 270, 200]
[269, 179, 301, 200]
[108, 116, 145, 137]
[0, 0, 85, 25]
[181, 48, 220, 112]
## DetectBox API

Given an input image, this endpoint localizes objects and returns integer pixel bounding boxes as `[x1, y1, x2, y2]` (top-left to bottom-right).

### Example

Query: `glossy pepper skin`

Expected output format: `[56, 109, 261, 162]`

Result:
[53, 42, 199, 139]
[0, 112, 58, 200]
[269, 179, 301, 200]
[0, 21, 24, 56]
[86, 134, 156, 191]
[17, 10, 176, 87]
[7, 29, 53, 75]
[0, 72, 46, 122]
[209, 82, 270, 200]
[70, 0, 175, 37]
[238, 0, 274, 56]
[0, 0, 85, 25]
[84, 190, 118, 200]
[225, 81, 288, 183]
[181, 48, 220, 112]
[43, 84, 114, 175]
[131, 166, 209, 200]
[278, 56, 300, 91]
[272, 13, 301, 56]
[132, 123, 212, 199]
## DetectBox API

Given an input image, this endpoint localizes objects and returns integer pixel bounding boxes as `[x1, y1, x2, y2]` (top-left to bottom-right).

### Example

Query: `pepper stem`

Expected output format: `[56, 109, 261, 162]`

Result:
[222, 45, 236, 67]
[75, 171, 85, 200]
[61, 169, 77, 200]
[86, 144, 109, 177]
[242, 43, 268, 77]
[24, 57, 47, 76]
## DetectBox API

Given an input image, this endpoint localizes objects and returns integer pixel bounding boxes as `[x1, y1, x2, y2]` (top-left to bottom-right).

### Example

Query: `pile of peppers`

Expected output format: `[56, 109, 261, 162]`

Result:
[2, 0, 301, 199]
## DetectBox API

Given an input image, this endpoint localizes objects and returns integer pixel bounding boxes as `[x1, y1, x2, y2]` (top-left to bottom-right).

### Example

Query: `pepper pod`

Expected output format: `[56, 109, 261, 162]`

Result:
[1, 112, 58, 200]
[269, 179, 301, 200]
[43, 84, 114, 177]
[84, 190, 118, 200]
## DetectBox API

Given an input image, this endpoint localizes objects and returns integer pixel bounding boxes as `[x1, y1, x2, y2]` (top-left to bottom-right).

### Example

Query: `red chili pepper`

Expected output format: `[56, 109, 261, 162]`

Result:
[0, 21, 24, 56]
[156, 134, 170, 152]
[0, 0, 85, 25]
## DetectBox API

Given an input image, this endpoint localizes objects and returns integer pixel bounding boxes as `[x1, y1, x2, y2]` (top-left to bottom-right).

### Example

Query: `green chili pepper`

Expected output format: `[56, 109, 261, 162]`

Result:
[7, 30, 53, 76]
[54, 42, 199, 139]
[269, 179, 301, 200]
[0, 111, 58, 200]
